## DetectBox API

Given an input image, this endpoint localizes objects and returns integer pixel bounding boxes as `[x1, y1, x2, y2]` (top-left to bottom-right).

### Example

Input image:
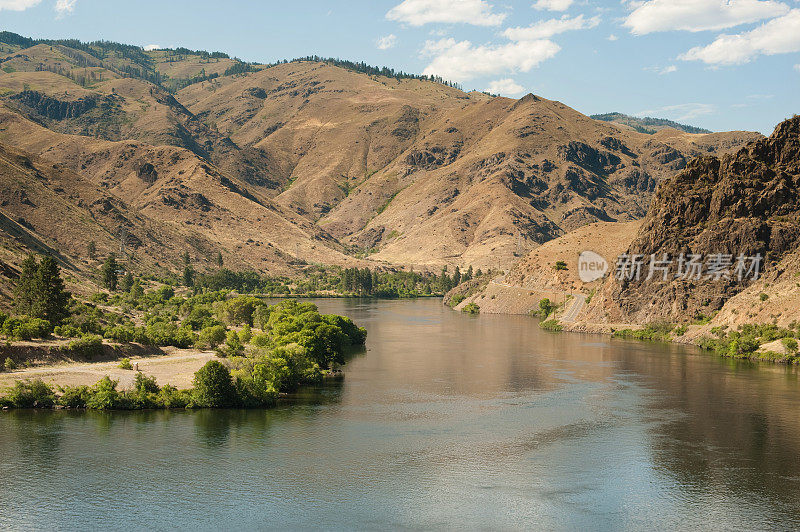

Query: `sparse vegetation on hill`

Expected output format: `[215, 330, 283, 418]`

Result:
[591, 112, 712, 134]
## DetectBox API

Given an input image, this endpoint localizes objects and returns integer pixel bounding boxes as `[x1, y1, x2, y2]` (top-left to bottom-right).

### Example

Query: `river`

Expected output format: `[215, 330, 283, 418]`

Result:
[2, 298, 799, 530]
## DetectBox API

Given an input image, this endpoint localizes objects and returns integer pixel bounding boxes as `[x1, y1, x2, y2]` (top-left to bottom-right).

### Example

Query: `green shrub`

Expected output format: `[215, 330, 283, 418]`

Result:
[197, 325, 227, 349]
[554, 261, 568, 271]
[536, 298, 555, 319]
[613, 322, 673, 342]
[759, 293, 769, 301]
[58, 385, 91, 408]
[66, 335, 104, 358]
[782, 337, 798, 353]
[321, 314, 367, 345]
[462, 302, 480, 314]
[118, 358, 133, 370]
[219, 330, 244, 357]
[238, 324, 252, 344]
[192, 360, 237, 408]
[6, 379, 56, 408]
[4, 357, 17, 371]
[540, 319, 563, 331]
[673, 325, 688, 336]
[54, 324, 83, 338]
[2, 317, 52, 340]
[251, 333, 270, 347]
[449, 293, 466, 308]
[157, 384, 192, 408]
[86, 376, 122, 410]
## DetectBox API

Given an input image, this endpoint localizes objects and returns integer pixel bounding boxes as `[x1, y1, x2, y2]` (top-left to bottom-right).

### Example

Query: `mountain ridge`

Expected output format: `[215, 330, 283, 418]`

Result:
[0, 31, 763, 283]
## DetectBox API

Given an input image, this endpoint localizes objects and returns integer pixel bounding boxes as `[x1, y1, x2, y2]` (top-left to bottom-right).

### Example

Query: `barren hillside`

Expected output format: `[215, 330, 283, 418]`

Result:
[0, 32, 762, 279]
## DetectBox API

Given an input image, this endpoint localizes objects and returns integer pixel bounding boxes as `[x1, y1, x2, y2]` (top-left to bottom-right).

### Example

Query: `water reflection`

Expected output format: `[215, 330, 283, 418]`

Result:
[1, 298, 800, 529]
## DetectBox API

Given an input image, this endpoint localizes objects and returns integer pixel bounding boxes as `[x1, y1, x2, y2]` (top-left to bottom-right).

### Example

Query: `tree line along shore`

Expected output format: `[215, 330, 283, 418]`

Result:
[0, 252, 369, 410]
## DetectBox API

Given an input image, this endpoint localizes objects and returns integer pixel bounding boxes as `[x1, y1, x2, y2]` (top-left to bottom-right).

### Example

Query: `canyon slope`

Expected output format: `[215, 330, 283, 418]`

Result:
[0, 33, 761, 282]
[464, 115, 800, 337]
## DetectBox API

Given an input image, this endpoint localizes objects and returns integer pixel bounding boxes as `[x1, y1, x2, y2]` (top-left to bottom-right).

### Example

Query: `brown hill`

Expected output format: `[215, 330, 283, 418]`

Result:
[0, 33, 762, 278]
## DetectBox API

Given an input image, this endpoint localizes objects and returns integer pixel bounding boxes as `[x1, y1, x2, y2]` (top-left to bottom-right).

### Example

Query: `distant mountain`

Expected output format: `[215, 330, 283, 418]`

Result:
[0, 31, 761, 283]
[591, 112, 712, 135]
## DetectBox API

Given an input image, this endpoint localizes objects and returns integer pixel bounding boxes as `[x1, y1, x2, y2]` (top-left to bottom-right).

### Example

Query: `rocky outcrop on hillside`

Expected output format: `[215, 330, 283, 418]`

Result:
[597, 115, 800, 323]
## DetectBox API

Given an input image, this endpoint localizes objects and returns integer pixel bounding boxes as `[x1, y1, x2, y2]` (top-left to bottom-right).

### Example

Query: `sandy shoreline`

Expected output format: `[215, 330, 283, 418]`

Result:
[0, 348, 217, 390]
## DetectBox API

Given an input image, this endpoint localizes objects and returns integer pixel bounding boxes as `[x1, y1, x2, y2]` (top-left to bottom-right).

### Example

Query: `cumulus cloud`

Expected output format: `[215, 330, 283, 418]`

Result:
[421, 38, 560, 80]
[143, 44, 161, 51]
[639, 103, 716, 121]
[386, 0, 507, 27]
[532, 0, 572, 11]
[55, 0, 75, 13]
[486, 78, 525, 96]
[0, 0, 41, 11]
[503, 14, 600, 40]
[376, 34, 398, 50]
[624, 0, 789, 34]
[679, 9, 800, 65]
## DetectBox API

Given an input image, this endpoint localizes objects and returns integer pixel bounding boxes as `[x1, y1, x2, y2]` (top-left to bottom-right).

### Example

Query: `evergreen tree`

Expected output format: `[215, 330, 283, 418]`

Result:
[32, 256, 70, 324]
[102, 254, 119, 291]
[453, 266, 461, 287]
[120, 271, 134, 292]
[13, 254, 38, 316]
[183, 263, 195, 288]
[215, 251, 224, 268]
[87, 241, 97, 260]
[465, 265, 473, 282]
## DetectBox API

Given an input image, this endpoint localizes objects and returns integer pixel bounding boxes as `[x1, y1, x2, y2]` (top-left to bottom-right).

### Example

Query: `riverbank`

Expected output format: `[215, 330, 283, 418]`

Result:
[446, 277, 800, 366]
[0, 347, 216, 391]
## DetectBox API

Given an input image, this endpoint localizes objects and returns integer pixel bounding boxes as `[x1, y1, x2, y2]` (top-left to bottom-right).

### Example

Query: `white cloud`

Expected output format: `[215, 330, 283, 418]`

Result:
[386, 0, 507, 27]
[607, 34, 618, 41]
[624, 0, 789, 34]
[532, 0, 572, 11]
[795, 64, 800, 72]
[0, 0, 41, 11]
[421, 37, 560, 80]
[503, 14, 600, 40]
[55, 0, 75, 13]
[638, 103, 716, 121]
[376, 34, 398, 50]
[679, 9, 800, 65]
[486, 78, 526, 96]
[143, 44, 161, 51]
[659, 64, 677, 74]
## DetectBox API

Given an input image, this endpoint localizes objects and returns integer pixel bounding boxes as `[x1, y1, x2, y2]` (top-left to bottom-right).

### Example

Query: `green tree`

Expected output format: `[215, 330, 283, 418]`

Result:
[182, 252, 194, 287]
[538, 298, 555, 318]
[465, 265, 473, 282]
[13, 254, 38, 316]
[101, 254, 119, 291]
[215, 251, 224, 268]
[120, 272, 134, 292]
[192, 360, 237, 407]
[87, 241, 97, 260]
[183, 263, 195, 288]
[32, 256, 70, 324]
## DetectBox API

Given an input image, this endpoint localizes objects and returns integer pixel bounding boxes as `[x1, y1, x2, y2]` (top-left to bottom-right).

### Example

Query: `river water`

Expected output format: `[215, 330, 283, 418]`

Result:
[2, 298, 800, 530]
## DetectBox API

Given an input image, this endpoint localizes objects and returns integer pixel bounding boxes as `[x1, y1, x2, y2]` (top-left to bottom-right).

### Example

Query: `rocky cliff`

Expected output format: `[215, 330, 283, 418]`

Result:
[590, 115, 800, 323]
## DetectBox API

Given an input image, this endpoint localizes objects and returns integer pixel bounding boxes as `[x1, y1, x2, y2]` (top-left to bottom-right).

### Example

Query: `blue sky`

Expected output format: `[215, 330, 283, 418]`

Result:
[1, 0, 798, 134]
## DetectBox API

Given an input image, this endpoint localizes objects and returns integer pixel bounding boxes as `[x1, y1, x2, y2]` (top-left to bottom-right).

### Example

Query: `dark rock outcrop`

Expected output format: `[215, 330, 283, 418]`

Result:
[609, 115, 800, 322]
